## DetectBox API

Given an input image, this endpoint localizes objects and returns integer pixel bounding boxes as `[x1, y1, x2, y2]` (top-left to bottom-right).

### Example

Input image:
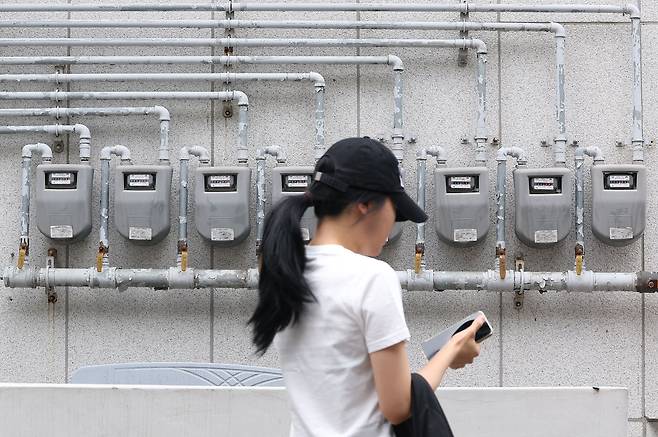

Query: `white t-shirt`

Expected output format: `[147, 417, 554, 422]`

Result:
[274, 244, 410, 437]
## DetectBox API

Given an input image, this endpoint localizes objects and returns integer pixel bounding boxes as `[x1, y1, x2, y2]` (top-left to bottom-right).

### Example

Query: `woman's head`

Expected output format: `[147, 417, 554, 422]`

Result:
[249, 137, 427, 354]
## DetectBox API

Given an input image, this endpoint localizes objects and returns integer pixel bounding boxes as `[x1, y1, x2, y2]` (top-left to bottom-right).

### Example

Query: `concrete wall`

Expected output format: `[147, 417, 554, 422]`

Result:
[0, 0, 655, 434]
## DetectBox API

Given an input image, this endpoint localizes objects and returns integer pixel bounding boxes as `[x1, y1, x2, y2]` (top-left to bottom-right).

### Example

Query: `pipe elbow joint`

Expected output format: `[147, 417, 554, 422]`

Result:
[308, 72, 326, 88]
[100, 145, 131, 162]
[22, 142, 53, 160]
[388, 55, 404, 71]
[551, 22, 566, 38]
[625, 3, 641, 19]
[153, 105, 171, 121]
[258, 146, 286, 163]
[576, 146, 605, 163]
[73, 123, 91, 140]
[233, 90, 249, 107]
[180, 146, 211, 164]
[471, 38, 488, 55]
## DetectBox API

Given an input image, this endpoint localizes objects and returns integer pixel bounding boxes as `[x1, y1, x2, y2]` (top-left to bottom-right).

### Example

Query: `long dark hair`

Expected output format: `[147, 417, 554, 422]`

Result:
[249, 157, 387, 355]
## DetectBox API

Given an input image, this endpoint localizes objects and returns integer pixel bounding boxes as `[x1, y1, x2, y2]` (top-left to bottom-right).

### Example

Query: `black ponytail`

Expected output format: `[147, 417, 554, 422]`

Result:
[249, 194, 314, 355]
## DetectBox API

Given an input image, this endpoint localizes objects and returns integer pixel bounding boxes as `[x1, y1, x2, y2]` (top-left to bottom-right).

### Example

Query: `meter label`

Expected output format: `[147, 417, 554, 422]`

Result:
[129, 227, 153, 240]
[610, 227, 633, 240]
[50, 225, 73, 239]
[211, 228, 235, 241]
[454, 229, 477, 242]
[534, 230, 558, 244]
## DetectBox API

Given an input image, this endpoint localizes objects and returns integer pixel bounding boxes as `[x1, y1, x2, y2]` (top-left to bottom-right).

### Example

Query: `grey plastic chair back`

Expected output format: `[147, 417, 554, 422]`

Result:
[70, 362, 284, 387]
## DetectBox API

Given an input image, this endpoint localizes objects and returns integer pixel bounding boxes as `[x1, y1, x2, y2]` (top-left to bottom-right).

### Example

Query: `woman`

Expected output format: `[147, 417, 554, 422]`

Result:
[250, 137, 484, 436]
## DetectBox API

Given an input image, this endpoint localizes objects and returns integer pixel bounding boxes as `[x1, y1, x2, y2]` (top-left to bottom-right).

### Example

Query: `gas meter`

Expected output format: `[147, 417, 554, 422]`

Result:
[114, 164, 172, 244]
[271, 167, 316, 242]
[591, 164, 646, 246]
[195, 166, 251, 245]
[514, 167, 572, 247]
[35, 164, 93, 241]
[434, 167, 489, 245]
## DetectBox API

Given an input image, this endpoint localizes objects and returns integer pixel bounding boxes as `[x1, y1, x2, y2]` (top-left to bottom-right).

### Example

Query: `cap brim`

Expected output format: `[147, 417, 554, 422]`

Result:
[391, 191, 428, 223]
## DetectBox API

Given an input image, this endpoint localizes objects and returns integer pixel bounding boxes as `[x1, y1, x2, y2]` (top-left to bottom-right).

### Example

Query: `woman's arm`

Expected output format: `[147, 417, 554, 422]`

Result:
[370, 316, 485, 424]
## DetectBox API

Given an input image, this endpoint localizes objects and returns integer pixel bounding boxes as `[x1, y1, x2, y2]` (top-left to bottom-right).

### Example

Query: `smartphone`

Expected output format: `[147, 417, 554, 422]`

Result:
[421, 311, 493, 360]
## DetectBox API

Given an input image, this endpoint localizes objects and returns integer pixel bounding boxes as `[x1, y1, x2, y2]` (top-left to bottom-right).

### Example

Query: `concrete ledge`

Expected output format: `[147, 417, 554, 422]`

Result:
[0, 384, 627, 437]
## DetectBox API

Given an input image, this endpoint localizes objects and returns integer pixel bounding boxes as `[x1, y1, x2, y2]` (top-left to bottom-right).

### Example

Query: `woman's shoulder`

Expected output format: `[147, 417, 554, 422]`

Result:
[307, 244, 396, 278]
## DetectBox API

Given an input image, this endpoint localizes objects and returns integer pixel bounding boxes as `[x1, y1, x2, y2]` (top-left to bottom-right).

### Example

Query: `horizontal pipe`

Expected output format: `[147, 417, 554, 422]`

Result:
[2, 266, 655, 293]
[0, 19, 565, 36]
[0, 38, 487, 53]
[0, 55, 405, 68]
[0, 3, 639, 17]
[0, 91, 249, 106]
[0, 37, 487, 53]
[0, 72, 326, 88]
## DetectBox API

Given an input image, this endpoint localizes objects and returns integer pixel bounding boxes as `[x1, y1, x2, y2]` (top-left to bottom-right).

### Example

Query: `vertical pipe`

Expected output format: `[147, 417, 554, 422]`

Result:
[474, 52, 488, 164]
[255, 156, 266, 251]
[178, 159, 189, 249]
[631, 17, 644, 163]
[314, 84, 326, 160]
[159, 115, 170, 163]
[392, 68, 404, 163]
[237, 103, 249, 165]
[20, 157, 31, 250]
[416, 156, 427, 248]
[574, 150, 585, 251]
[554, 34, 567, 166]
[99, 159, 110, 251]
[495, 158, 507, 250]
[98, 145, 131, 271]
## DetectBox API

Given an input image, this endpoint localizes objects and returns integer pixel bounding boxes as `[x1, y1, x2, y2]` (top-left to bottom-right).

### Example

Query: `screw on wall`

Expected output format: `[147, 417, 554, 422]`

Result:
[461, 137, 472, 148]
[53, 140, 65, 154]
[222, 103, 233, 118]
[616, 140, 626, 148]
[514, 255, 525, 309]
[540, 140, 551, 148]
[570, 140, 579, 148]
[406, 134, 417, 144]
[490, 137, 500, 147]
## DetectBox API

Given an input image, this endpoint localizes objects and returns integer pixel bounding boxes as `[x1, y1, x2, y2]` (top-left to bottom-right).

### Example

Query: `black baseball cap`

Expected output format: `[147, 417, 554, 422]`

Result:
[313, 137, 428, 223]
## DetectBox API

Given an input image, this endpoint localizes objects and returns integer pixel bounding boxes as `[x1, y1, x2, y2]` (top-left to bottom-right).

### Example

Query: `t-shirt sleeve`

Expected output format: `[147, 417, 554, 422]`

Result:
[360, 264, 410, 353]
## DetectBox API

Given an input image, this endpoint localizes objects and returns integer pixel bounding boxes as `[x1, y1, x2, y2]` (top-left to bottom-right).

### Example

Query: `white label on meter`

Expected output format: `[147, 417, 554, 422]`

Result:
[534, 230, 558, 244]
[129, 227, 152, 240]
[211, 228, 235, 241]
[453, 229, 477, 242]
[300, 227, 310, 241]
[610, 227, 633, 240]
[50, 225, 73, 239]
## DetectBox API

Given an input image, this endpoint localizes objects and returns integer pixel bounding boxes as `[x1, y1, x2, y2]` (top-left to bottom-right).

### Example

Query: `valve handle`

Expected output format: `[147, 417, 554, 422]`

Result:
[575, 254, 584, 275]
[96, 251, 104, 272]
[17, 247, 26, 269]
[181, 249, 188, 272]
[499, 254, 506, 280]
[414, 252, 422, 274]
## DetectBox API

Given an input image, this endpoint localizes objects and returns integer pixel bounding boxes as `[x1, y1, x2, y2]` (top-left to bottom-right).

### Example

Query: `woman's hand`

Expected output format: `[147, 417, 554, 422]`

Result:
[445, 316, 484, 369]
